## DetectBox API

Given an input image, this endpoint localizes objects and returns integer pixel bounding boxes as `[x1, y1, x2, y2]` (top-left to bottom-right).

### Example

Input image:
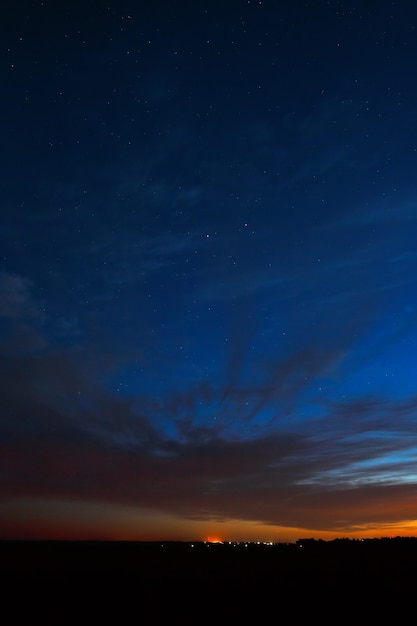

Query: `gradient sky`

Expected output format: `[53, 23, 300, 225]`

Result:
[1, 0, 417, 543]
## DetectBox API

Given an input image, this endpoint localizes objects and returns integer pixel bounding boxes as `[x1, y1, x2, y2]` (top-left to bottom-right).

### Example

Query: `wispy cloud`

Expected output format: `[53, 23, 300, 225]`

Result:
[1, 297, 417, 535]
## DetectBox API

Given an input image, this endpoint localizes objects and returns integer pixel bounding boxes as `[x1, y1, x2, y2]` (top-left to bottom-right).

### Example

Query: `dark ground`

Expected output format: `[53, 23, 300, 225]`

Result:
[1, 537, 416, 623]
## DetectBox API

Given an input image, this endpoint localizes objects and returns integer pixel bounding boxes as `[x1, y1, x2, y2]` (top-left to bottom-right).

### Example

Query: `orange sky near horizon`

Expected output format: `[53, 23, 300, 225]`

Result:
[1, 498, 417, 543]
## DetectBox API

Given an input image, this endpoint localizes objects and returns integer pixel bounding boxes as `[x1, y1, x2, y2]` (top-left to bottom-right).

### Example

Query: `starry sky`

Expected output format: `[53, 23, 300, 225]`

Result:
[1, 0, 417, 543]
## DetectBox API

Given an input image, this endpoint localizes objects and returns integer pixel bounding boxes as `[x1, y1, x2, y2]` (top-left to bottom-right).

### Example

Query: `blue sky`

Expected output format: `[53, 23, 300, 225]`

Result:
[1, 0, 417, 541]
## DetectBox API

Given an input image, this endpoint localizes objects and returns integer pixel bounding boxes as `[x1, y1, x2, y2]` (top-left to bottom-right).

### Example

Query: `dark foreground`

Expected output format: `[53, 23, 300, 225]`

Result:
[2, 537, 417, 623]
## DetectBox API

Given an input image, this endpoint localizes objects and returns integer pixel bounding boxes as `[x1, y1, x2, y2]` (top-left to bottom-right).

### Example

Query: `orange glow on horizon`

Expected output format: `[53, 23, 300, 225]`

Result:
[2, 498, 417, 544]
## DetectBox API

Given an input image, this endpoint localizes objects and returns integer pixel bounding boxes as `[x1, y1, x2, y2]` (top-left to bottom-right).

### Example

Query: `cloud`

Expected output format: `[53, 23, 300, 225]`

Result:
[2, 398, 417, 534]
[1, 299, 417, 536]
[0, 272, 43, 321]
[0, 263, 416, 537]
[328, 202, 417, 230]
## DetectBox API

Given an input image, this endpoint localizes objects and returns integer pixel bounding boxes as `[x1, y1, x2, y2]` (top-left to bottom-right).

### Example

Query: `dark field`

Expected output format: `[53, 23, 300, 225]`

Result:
[2, 537, 416, 623]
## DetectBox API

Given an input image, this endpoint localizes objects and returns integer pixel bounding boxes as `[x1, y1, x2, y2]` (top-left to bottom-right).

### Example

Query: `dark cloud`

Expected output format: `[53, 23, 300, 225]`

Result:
[1, 295, 417, 536]
[0, 272, 43, 321]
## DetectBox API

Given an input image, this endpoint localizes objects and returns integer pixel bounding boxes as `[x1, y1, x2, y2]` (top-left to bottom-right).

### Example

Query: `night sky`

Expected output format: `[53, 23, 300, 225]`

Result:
[1, 0, 417, 543]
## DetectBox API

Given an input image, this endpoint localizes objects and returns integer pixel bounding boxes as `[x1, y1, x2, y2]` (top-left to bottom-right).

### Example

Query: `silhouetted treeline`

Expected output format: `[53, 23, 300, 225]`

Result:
[1, 537, 417, 624]
[2, 536, 417, 577]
